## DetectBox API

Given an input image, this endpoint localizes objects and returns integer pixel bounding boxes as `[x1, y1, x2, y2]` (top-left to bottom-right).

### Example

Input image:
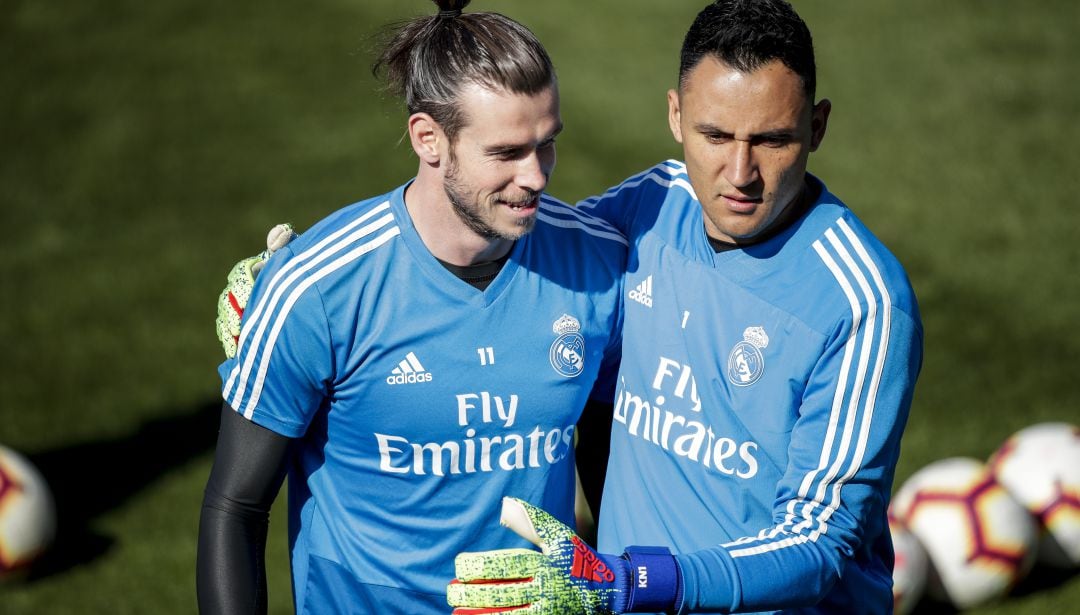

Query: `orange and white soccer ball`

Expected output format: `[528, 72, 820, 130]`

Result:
[0, 444, 56, 578]
[891, 457, 1038, 610]
[888, 512, 928, 615]
[989, 422, 1080, 568]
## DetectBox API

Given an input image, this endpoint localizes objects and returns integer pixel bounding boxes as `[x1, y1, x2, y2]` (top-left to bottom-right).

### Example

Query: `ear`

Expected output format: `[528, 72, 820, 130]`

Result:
[809, 98, 831, 152]
[408, 113, 444, 164]
[667, 89, 684, 144]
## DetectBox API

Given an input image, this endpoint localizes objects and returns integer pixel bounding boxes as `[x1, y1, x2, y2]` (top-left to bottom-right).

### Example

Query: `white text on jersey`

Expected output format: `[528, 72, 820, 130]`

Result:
[457, 392, 517, 428]
[614, 357, 760, 479]
[374, 424, 575, 476]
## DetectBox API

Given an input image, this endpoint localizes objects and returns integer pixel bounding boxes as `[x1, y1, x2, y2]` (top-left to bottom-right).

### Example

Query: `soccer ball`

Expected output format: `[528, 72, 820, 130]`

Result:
[888, 512, 928, 615]
[988, 422, 1080, 568]
[891, 457, 1038, 609]
[0, 444, 56, 578]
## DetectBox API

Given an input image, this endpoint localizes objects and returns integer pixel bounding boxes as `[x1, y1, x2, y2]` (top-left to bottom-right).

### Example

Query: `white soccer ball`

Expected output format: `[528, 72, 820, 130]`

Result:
[891, 457, 1038, 610]
[888, 512, 928, 615]
[0, 444, 56, 578]
[989, 422, 1080, 568]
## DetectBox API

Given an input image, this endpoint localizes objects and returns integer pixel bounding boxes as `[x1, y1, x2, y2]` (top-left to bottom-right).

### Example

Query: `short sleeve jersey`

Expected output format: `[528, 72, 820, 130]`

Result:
[220, 181, 626, 614]
[578, 161, 923, 614]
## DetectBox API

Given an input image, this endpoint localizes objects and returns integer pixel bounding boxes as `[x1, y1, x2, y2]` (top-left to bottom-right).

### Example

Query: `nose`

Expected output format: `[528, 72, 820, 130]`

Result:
[517, 150, 552, 194]
[724, 140, 758, 189]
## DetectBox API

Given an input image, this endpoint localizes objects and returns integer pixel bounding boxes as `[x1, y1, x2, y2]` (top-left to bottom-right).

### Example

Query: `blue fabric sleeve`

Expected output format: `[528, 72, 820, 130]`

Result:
[675, 308, 922, 612]
[576, 167, 652, 234]
[220, 244, 334, 437]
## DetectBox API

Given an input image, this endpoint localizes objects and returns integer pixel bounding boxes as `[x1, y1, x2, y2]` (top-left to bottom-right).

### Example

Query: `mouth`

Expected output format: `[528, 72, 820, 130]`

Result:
[499, 195, 540, 215]
[720, 193, 761, 214]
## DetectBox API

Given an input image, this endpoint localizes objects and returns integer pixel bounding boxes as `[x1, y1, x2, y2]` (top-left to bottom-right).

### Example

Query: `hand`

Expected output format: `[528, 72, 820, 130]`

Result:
[215, 223, 297, 358]
[447, 498, 681, 614]
[448, 497, 629, 614]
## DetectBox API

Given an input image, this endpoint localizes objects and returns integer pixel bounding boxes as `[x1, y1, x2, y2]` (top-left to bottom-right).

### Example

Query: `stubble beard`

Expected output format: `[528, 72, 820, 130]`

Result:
[444, 158, 536, 242]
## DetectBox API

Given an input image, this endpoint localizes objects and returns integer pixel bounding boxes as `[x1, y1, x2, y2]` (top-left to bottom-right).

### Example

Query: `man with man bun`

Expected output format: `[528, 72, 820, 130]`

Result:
[196, 2, 625, 613]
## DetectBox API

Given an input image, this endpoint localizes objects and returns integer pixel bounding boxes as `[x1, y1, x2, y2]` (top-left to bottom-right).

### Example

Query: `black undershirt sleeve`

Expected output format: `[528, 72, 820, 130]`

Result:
[575, 398, 613, 521]
[197, 403, 292, 615]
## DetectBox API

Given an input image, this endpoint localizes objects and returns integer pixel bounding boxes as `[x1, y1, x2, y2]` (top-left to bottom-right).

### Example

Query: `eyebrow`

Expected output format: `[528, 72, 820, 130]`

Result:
[483, 122, 565, 155]
[693, 122, 795, 139]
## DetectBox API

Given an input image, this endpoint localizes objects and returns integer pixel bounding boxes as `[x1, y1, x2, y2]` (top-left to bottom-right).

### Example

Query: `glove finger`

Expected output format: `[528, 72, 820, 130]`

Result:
[227, 257, 260, 313]
[241, 252, 268, 279]
[454, 548, 545, 582]
[216, 254, 261, 358]
[216, 312, 238, 358]
[266, 223, 297, 253]
[500, 497, 575, 553]
[216, 284, 243, 358]
[447, 576, 542, 610]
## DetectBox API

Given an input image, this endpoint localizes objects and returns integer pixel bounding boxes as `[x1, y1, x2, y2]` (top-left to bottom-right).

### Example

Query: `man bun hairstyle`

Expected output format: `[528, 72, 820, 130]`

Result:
[373, 0, 555, 142]
[679, 0, 816, 101]
[436, 0, 465, 18]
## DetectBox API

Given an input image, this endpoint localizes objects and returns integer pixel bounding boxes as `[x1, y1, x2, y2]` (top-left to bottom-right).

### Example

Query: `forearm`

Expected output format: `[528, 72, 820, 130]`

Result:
[674, 537, 840, 614]
[197, 494, 272, 614]
[196, 404, 291, 615]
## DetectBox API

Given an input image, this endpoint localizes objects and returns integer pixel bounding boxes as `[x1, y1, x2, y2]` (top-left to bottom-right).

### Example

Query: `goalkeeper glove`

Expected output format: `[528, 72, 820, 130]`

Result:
[447, 497, 682, 614]
[215, 223, 297, 358]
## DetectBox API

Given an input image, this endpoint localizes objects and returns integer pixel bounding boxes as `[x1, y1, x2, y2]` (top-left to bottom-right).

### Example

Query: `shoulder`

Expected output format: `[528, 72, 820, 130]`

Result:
[575, 161, 700, 236]
[578, 160, 696, 210]
[791, 189, 920, 327]
[289, 191, 402, 255]
[535, 194, 628, 250]
[255, 190, 404, 301]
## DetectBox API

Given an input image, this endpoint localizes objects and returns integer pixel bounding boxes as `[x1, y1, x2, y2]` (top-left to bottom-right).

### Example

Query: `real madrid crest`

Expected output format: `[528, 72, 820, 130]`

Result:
[727, 326, 768, 387]
[549, 314, 585, 378]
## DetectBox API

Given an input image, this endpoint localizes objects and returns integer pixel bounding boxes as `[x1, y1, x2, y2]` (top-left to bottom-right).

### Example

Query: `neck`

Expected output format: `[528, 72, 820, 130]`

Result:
[761, 180, 814, 238]
[404, 172, 515, 266]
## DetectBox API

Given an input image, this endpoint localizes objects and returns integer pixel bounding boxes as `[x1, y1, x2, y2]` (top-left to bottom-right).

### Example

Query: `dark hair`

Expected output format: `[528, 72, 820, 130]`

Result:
[373, 0, 556, 142]
[679, 0, 816, 100]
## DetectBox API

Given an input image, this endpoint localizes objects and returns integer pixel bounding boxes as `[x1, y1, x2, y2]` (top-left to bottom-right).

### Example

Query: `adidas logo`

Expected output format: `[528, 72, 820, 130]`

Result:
[570, 536, 616, 583]
[386, 352, 433, 385]
[628, 275, 653, 307]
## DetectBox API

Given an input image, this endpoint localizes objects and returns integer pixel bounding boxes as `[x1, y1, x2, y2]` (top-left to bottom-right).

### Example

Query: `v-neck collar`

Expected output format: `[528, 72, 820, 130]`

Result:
[390, 181, 523, 306]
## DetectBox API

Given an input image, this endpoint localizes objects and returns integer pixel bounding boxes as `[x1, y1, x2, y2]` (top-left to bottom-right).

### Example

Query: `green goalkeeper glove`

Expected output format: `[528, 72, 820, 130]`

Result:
[215, 223, 297, 358]
[447, 497, 682, 614]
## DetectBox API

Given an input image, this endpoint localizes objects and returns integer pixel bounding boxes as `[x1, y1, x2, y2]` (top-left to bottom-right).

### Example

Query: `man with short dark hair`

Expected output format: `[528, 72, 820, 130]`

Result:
[448, 1, 922, 613]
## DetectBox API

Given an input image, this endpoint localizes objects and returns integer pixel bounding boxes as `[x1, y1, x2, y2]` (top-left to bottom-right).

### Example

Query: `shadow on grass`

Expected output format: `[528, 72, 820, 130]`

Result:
[1011, 563, 1079, 597]
[23, 399, 221, 580]
[902, 564, 1079, 614]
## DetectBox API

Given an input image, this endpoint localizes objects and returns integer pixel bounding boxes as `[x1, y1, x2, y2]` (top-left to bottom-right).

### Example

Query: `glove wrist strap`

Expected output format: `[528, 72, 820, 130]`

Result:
[622, 546, 682, 613]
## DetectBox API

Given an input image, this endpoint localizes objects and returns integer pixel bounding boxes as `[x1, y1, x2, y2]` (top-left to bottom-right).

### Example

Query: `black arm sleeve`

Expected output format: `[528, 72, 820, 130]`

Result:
[197, 403, 292, 615]
[575, 399, 613, 521]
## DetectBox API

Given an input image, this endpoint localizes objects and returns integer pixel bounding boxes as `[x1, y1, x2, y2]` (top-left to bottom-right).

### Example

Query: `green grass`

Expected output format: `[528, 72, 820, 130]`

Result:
[1, 0, 1078, 612]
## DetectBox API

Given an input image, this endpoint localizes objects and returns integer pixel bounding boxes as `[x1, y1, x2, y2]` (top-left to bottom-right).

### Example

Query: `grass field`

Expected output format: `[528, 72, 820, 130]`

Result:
[2, 0, 1078, 612]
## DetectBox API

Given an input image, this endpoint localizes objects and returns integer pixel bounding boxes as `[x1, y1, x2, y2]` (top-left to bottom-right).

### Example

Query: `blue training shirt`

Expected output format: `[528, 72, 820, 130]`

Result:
[578, 161, 923, 614]
[220, 181, 626, 614]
